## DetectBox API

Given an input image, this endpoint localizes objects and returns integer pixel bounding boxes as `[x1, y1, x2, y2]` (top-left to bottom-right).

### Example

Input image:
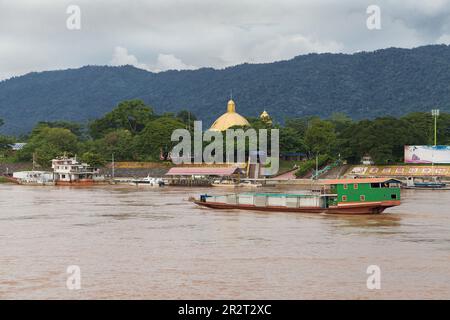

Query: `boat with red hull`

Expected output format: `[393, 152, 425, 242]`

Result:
[55, 179, 95, 186]
[192, 178, 402, 215]
[193, 199, 400, 215]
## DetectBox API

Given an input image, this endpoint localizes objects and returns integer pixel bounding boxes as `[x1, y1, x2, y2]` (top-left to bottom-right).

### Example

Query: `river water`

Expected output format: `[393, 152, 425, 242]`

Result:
[0, 184, 449, 299]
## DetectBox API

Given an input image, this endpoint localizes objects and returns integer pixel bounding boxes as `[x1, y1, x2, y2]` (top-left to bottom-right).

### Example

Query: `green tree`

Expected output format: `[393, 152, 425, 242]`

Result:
[401, 112, 450, 145]
[329, 112, 352, 133]
[247, 117, 273, 130]
[176, 110, 197, 129]
[79, 151, 106, 168]
[95, 129, 136, 161]
[89, 100, 154, 138]
[279, 127, 306, 152]
[337, 116, 423, 164]
[0, 118, 13, 160]
[36, 121, 84, 138]
[136, 117, 186, 160]
[17, 127, 79, 166]
[0, 135, 13, 151]
[285, 116, 319, 137]
[304, 119, 336, 156]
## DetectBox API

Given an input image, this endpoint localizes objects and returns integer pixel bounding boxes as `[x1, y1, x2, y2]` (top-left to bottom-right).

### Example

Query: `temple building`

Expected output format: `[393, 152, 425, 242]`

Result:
[210, 99, 250, 131]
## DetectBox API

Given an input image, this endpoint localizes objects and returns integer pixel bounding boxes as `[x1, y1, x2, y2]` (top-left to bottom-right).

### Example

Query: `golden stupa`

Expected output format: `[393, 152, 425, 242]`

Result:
[260, 110, 272, 124]
[210, 99, 250, 131]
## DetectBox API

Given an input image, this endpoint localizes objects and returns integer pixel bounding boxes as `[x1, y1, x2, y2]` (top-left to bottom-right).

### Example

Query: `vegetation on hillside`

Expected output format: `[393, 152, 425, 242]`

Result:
[2, 45, 450, 135]
[0, 118, 14, 160]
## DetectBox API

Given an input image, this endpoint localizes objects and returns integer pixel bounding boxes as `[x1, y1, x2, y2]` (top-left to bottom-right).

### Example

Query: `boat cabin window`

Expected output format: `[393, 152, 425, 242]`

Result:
[342, 195, 347, 201]
[372, 182, 400, 188]
[360, 195, 365, 201]
[343, 184, 348, 189]
[353, 184, 358, 189]
[389, 182, 401, 188]
[391, 194, 397, 199]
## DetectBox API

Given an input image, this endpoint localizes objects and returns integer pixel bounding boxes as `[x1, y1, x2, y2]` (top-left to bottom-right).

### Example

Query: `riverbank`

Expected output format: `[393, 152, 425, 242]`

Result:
[0, 176, 11, 183]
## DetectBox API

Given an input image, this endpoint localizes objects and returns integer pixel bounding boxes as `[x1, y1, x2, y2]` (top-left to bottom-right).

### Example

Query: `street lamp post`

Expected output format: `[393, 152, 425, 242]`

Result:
[431, 109, 439, 146]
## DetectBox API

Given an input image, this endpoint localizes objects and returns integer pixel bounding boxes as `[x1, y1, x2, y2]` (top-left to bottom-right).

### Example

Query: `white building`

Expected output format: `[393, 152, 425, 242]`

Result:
[361, 154, 375, 165]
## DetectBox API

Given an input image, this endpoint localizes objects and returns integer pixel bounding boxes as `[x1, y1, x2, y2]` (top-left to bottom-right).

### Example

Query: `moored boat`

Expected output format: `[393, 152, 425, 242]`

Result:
[130, 176, 165, 187]
[12, 171, 55, 186]
[52, 156, 105, 186]
[192, 178, 402, 215]
[212, 180, 262, 188]
[211, 179, 237, 187]
[405, 177, 447, 189]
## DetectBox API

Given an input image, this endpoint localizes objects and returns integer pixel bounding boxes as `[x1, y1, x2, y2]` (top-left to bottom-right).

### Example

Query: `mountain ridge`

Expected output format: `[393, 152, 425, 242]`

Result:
[1, 44, 450, 135]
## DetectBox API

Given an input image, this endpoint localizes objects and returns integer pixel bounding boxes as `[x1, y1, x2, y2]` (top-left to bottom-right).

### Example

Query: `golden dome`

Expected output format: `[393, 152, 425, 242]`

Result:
[210, 99, 250, 131]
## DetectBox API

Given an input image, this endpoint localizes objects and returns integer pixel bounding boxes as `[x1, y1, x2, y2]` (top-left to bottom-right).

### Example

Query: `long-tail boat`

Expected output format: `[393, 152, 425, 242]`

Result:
[192, 178, 401, 215]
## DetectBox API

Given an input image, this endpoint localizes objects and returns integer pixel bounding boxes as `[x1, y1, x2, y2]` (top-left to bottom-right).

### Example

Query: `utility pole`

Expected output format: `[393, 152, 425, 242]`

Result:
[431, 109, 439, 178]
[32, 152, 36, 171]
[315, 153, 319, 180]
[431, 109, 439, 146]
[112, 153, 115, 180]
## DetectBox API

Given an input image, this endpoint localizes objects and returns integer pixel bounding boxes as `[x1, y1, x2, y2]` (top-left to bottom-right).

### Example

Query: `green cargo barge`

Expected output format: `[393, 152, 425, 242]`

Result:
[193, 178, 402, 215]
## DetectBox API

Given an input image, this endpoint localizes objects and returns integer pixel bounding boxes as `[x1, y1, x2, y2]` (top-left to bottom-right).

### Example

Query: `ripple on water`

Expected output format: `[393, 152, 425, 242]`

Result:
[0, 185, 449, 299]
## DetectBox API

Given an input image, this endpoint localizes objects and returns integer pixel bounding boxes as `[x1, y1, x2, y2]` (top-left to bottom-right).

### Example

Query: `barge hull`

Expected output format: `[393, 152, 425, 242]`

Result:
[55, 179, 94, 186]
[193, 200, 400, 215]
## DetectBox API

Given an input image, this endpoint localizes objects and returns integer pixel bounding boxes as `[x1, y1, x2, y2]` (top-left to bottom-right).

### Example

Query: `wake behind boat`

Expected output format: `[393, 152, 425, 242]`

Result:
[192, 178, 402, 215]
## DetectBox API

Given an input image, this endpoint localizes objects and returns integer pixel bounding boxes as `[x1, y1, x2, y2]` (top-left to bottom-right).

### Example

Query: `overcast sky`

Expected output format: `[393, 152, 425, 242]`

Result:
[1, 0, 450, 80]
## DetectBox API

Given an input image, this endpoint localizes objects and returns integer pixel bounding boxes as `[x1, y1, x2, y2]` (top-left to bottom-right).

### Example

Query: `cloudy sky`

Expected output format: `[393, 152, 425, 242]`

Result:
[1, 0, 450, 80]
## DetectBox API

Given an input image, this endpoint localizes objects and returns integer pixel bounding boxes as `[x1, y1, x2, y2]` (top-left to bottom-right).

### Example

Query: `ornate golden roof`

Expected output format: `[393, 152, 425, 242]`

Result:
[260, 110, 269, 118]
[210, 99, 250, 131]
[260, 110, 272, 124]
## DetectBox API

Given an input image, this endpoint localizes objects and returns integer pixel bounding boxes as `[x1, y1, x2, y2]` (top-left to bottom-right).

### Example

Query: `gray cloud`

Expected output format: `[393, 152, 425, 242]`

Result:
[1, 0, 450, 80]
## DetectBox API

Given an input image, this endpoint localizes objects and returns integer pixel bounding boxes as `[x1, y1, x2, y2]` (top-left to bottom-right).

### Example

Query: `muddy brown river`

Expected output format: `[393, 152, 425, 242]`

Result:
[0, 184, 449, 299]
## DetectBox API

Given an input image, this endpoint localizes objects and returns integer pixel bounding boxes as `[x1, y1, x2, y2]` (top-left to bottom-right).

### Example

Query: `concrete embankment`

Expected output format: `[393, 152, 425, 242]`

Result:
[0, 162, 33, 175]
[101, 161, 173, 178]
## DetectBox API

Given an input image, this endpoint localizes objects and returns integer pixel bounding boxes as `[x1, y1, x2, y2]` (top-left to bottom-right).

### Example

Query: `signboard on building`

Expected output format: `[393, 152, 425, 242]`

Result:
[404, 145, 450, 164]
[347, 165, 450, 177]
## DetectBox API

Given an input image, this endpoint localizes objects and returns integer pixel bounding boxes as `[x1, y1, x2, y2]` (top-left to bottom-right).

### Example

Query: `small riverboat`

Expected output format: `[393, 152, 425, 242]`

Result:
[12, 171, 55, 186]
[192, 178, 402, 215]
[212, 180, 262, 188]
[404, 177, 447, 190]
[130, 176, 165, 187]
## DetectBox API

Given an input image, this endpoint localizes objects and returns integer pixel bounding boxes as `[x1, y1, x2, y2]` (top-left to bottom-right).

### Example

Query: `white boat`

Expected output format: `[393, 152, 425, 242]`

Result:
[130, 176, 165, 187]
[211, 179, 238, 187]
[211, 179, 262, 188]
[12, 171, 55, 186]
[404, 177, 448, 190]
[237, 181, 263, 188]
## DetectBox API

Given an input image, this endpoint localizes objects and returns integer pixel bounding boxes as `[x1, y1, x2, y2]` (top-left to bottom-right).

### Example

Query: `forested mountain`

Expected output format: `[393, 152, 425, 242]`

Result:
[1, 44, 450, 135]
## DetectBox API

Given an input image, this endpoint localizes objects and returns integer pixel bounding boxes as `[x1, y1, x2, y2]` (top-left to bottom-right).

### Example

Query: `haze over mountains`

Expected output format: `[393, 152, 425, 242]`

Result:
[1, 44, 450, 135]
